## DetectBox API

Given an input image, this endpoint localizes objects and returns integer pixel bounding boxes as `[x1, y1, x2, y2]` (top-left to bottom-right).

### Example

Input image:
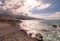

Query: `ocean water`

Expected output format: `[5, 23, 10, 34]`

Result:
[38, 20, 60, 41]
[41, 20, 60, 26]
[20, 20, 60, 41]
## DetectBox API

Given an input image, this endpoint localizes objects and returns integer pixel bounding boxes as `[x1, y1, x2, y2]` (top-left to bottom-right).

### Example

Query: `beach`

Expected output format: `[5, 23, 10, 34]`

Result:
[0, 20, 38, 41]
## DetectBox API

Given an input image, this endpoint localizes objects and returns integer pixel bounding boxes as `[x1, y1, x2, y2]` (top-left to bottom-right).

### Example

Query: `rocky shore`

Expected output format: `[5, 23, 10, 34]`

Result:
[0, 19, 38, 41]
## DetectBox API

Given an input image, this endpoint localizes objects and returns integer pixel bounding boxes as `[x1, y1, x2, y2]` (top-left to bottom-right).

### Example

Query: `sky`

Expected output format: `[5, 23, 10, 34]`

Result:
[0, 0, 60, 20]
[31, 0, 60, 14]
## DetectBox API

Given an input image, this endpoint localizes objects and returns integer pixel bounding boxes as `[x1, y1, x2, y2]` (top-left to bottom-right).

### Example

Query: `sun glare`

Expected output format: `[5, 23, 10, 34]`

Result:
[25, 0, 36, 5]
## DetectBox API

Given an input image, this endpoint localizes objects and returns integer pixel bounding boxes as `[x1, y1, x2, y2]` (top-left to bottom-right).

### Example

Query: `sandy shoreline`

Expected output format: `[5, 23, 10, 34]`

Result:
[0, 20, 38, 41]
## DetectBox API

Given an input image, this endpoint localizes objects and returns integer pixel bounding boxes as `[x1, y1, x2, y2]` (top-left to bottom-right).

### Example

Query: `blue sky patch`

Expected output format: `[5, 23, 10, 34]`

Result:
[31, 0, 60, 15]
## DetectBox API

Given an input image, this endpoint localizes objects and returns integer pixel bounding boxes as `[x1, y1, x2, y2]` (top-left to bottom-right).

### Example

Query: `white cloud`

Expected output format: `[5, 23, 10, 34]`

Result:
[36, 3, 51, 9]
[30, 14, 46, 19]
[0, 0, 42, 17]
[2, 0, 42, 14]
[0, 1, 2, 4]
[18, 0, 42, 12]
[46, 12, 60, 20]
[0, 0, 51, 13]
[0, 0, 30, 16]
[31, 12, 60, 20]
[0, 0, 53, 18]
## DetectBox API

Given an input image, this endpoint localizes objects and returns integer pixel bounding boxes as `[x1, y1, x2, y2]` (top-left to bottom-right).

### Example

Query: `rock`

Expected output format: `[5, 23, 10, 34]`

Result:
[28, 33, 44, 41]
[59, 26, 60, 27]
[52, 25, 57, 28]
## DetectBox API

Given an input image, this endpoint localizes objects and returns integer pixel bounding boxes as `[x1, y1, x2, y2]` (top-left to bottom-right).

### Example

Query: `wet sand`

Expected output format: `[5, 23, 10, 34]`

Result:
[0, 20, 38, 41]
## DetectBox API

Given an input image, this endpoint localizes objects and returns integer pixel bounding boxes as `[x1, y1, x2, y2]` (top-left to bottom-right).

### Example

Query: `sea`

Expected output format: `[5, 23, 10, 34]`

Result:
[40, 20, 60, 26]
[22, 20, 60, 41]
[38, 20, 60, 41]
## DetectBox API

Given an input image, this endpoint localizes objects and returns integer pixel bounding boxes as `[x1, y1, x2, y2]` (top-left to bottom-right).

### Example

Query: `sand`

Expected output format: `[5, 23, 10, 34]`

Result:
[0, 20, 38, 41]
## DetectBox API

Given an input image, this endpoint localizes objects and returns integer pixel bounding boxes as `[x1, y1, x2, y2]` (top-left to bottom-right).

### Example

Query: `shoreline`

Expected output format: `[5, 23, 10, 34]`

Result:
[0, 20, 39, 41]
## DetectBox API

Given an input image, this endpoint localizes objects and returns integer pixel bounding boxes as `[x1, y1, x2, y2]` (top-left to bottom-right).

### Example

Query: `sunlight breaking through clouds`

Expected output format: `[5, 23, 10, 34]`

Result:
[18, 0, 41, 13]
[1, 0, 42, 13]
[0, 0, 52, 13]
[0, 0, 59, 20]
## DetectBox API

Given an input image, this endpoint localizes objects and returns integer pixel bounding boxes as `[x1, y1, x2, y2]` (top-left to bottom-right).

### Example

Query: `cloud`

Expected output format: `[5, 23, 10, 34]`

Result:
[0, 0, 4, 6]
[0, 0, 29, 16]
[18, 0, 41, 12]
[0, 0, 41, 17]
[30, 14, 45, 19]
[0, 1, 2, 4]
[31, 12, 60, 20]
[1, 0, 42, 14]
[0, 0, 51, 13]
[1, 0, 56, 20]
[45, 12, 60, 20]
[36, 3, 51, 9]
